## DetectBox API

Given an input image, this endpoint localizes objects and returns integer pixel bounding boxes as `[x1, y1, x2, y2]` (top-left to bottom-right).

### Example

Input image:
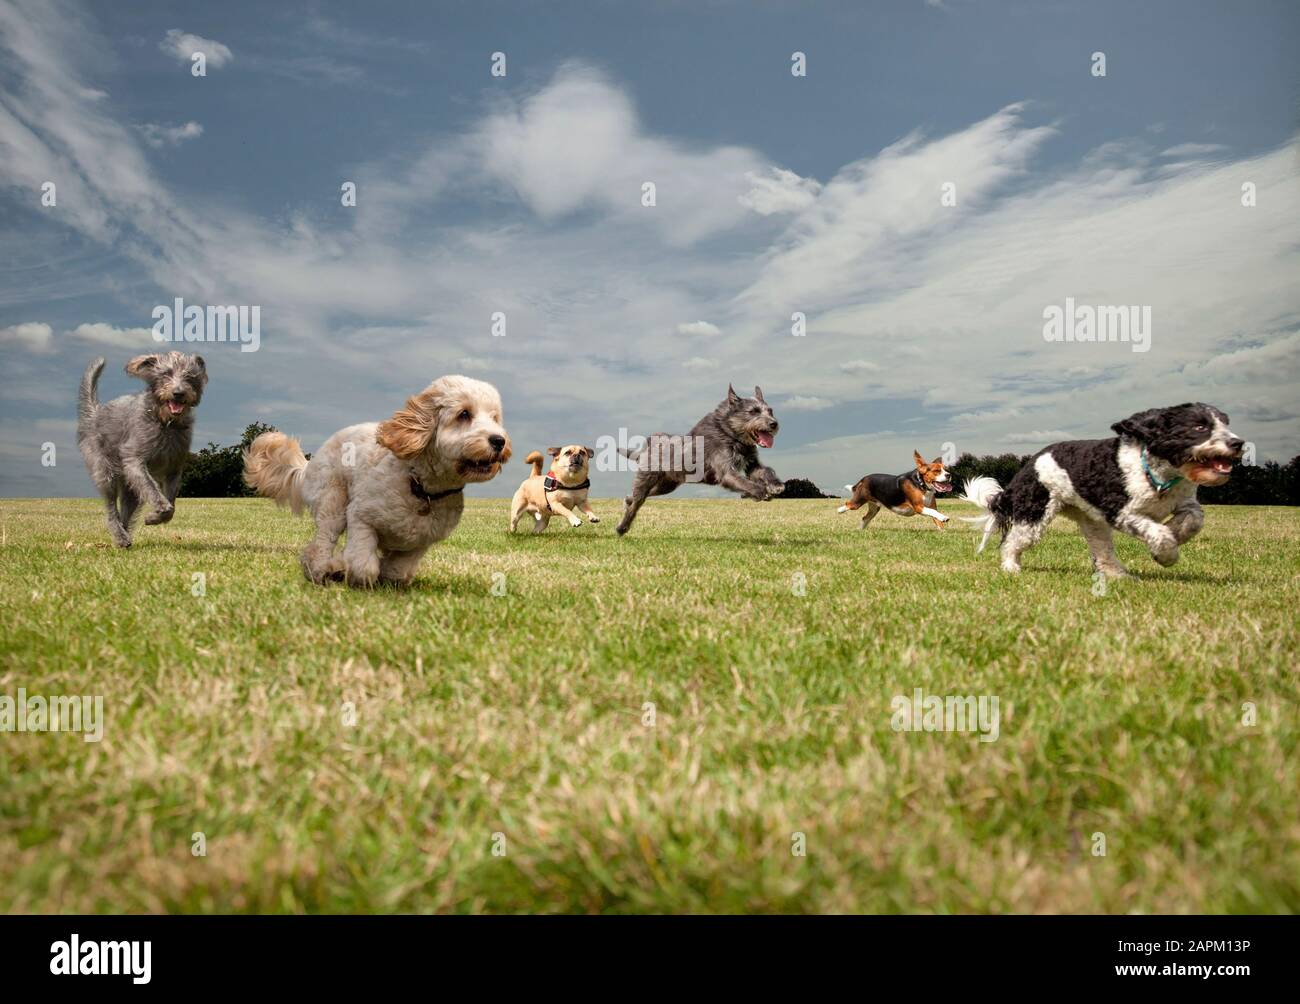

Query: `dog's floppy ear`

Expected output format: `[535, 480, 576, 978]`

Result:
[753, 385, 766, 403]
[125, 355, 159, 379]
[727, 384, 740, 404]
[913, 450, 926, 468]
[582, 446, 594, 459]
[376, 376, 453, 459]
[1111, 407, 1166, 443]
[191, 355, 208, 387]
[547, 447, 561, 457]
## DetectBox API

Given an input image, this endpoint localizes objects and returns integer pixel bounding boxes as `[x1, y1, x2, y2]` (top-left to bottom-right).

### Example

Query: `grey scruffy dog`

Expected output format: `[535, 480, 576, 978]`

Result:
[77, 352, 207, 547]
[615, 384, 783, 535]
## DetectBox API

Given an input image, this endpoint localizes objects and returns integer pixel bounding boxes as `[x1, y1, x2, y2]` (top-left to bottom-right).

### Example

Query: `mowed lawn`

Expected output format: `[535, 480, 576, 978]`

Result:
[0, 496, 1297, 914]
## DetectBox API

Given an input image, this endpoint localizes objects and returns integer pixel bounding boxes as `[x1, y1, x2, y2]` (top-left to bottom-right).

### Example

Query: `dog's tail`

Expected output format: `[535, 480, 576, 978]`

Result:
[525, 450, 545, 477]
[617, 445, 645, 463]
[77, 357, 105, 444]
[957, 475, 1003, 553]
[835, 485, 856, 514]
[243, 431, 309, 515]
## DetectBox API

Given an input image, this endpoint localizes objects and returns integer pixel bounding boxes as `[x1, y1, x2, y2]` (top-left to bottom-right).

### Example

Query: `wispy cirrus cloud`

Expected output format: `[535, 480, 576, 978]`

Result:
[137, 120, 203, 147]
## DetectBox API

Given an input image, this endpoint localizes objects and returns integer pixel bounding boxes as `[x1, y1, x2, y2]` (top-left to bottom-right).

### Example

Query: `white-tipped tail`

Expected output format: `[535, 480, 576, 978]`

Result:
[957, 475, 1002, 553]
[844, 484, 854, 492]
[243, 432, 309, 515]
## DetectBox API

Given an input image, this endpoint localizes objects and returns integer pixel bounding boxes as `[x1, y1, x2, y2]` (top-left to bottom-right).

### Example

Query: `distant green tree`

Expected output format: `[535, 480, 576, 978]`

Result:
[179, 421, 277, 498]
[950, 452, 1031, 492]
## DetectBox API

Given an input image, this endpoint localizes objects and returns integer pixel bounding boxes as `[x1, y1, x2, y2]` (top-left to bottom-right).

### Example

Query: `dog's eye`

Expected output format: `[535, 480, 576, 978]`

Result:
[457, 409, 472, 422]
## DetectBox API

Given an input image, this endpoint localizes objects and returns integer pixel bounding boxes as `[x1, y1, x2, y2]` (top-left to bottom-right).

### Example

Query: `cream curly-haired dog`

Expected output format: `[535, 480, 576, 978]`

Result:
[244, 375, 510, 587]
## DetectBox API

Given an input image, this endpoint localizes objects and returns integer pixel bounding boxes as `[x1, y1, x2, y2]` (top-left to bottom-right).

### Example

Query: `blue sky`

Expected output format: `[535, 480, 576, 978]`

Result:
[2, 0, 1297, 497]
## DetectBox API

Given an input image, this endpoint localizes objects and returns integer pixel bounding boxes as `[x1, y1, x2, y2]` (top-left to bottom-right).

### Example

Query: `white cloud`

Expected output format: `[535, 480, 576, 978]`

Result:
[676, 320, 721, 337]
[0, 321, 52, 352]
[1160, 142, 1228, 158]
[138, 121, 203, 147]
[682, 357, 719, 371]
[159, 29, 232, 68]
[839, 359, 880, 374]
[782, 395, 835, 412]
[738, 168, 821, 216]
[423, 63, 810, 246]
[68, 323, 155, 348]
[1003, 430, 1070, 444]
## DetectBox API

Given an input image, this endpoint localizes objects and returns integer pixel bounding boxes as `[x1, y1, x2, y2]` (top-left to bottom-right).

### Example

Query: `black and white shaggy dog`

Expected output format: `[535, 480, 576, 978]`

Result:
[615, 384, 783, 535]
[961, 403, 1244, 576]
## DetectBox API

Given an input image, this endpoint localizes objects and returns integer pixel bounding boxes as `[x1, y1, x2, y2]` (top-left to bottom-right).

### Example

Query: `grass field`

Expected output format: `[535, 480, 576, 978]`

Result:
[1, 496, 1297, 914]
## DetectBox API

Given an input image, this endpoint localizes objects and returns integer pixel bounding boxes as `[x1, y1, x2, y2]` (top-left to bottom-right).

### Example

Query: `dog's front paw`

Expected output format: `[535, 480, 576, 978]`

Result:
[568, 518, 583, 528]
[144, 503, 174, 525]
[1149, 528, 1180, 566]
[1152, 546, 1180, 567]
[587, 515, 600, 523]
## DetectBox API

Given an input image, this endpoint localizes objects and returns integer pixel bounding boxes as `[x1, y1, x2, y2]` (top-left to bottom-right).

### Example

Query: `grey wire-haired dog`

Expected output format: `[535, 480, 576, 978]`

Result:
[615, 384, 783, 535]
[77, 353, 207, 547]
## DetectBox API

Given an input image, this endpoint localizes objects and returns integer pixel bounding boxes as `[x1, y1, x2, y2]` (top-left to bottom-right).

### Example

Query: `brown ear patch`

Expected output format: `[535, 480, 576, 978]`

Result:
[376, 387, 439, 459]
[547, 447, 561, 457]
[125, 355, 159, 378]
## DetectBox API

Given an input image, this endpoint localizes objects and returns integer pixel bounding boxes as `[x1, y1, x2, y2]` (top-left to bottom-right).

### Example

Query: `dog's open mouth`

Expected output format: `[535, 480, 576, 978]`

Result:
[458, 458, 499, 480]
[1186, 458, 1235, 483]
[931, 481, 954, 493]
[753, 431, 775, 448]
[165, 401, 186, 415]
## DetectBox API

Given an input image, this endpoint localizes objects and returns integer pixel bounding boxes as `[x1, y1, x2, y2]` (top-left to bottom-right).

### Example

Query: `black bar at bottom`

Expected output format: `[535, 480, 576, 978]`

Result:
[0, 914, 1288, 989]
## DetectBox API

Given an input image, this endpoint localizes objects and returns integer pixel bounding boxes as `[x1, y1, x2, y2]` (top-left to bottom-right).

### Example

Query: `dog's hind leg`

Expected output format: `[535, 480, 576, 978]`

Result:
[616, 470, 663, 535]
[301, 480, 347, 583]
[999, 502, 1059, 573]
[1076, 515, 1127, 578]
[860, 502, 880, 529]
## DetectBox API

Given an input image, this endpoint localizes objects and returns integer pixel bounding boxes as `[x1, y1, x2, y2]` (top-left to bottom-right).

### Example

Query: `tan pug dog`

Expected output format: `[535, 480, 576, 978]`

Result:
[510, 446, 599, 533]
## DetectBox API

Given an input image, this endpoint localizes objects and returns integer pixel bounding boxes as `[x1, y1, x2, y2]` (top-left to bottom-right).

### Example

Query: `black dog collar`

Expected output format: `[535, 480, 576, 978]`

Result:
[544, 474, 590, 493]
[409, 476, 464, 505]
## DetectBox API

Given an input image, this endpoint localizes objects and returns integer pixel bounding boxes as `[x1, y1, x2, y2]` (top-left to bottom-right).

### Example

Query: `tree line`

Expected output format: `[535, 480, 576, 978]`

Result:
[180, 425, 1299, 505]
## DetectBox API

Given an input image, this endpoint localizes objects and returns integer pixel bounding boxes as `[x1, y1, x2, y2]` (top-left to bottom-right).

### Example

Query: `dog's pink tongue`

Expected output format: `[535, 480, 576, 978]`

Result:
[756, 432, 774, 448]
[167, 402, 184, 414]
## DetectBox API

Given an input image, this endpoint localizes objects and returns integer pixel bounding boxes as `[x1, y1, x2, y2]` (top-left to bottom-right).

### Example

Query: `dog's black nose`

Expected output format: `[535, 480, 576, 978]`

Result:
[488, 435, 506, 453]
[171, 391, 186, 402]
[1227, 436, 1245, 452]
